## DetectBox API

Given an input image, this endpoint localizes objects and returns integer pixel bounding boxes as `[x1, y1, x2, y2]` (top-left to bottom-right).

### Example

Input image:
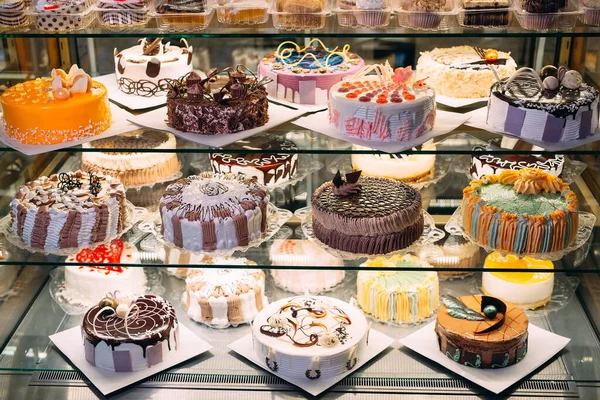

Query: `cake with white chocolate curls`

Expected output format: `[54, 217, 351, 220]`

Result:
[9, 170, 127, 252]
[159, 172, 270, 251]
[311, 170, 423, 254]
[252, 296, 369, 380]
[166, 66, 270, 134]
[435, 295, 528, 368]
[82, 294, 179, 372]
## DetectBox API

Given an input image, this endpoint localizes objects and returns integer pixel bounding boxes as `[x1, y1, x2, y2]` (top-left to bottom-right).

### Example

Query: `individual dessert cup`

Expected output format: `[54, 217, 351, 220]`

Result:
[355, 0, 391, 26]
[579, 0, 600, 25]
[96, 0, 150, 28]
[33, 0, 96, 31]
[458, 0, 512, 26]
[520, 0, 566, 13]
[154, 0, 212, 31]
[0, 0, 30, 30]
[397, 0, 456, 30]
[271, 0, 327, 30]
[513, 0, 579, 30]
[217, 0, 269, 24]
[337, 0, 357, 25]
[418, 235, 480, 280]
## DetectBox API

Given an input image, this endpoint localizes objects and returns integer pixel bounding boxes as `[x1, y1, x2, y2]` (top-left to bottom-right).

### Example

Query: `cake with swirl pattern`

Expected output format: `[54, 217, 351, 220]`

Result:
[252, 296, 369, 380]
[82, 294, 179, 372]
[311, 171, 423, 254]
[98, 0, 148, 26]
[159, 172, 270, 251]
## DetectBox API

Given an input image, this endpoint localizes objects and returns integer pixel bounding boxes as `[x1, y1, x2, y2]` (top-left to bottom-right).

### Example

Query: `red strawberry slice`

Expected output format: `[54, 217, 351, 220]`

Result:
[43, 4, 59, 10]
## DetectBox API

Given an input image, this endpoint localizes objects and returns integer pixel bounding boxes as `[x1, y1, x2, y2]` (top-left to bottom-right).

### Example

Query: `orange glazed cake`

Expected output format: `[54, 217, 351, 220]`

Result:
[462, 168, 578, 254]
[1, 65, 111, 145]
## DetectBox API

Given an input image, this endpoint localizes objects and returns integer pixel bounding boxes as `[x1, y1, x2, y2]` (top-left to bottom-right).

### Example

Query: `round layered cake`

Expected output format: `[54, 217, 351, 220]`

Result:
[82, 294, 179, 372]
[252, 296, 369, 380]
[482, 252, 554, 309]
[65, 240, 146, 304]
[115, 38, 193, 96]
[209, 136, 298, 186]
[9, 170, 127, 252]
[357, 255, 439, 324]
[258, 39, 364, 106]
[159, 172, 270, 251]
[311, 171, 423, 254]
[82, 131, 181, 187]
[184, 263, 265, 328]
[471, 144, 564, 179]
[462, 168, 578, 254]
[436, 295, 528, 369]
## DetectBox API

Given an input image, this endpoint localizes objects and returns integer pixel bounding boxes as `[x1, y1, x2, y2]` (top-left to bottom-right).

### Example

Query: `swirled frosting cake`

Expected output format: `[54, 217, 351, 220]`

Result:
[252, 296, 369, 380]
[311, 171, 423, 254]
[82, 294, 179, 372]
[159, 172, 270, 251]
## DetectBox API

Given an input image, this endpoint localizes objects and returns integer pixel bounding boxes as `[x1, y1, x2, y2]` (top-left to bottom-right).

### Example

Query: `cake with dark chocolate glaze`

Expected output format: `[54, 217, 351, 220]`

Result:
[311, 171, 423, 254]
[82, 294, 179, 372]
[436, 295, 528, 368]
[166, 67, 270, 134]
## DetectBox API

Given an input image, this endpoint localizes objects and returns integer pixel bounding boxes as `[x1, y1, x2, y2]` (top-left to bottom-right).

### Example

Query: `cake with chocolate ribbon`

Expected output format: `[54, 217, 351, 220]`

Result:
[435, 295, 528, 368]
[462, 168, 579, 254]
[311, 170, 423, 254]
[82, 294, 179, 372]
[258, 39, 364, 106]
[252, 296, 369, 380]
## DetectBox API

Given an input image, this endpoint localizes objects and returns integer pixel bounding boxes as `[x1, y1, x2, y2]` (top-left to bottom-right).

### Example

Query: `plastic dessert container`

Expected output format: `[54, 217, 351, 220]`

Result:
[513, 0, 580, 30]
[579, 0, 600, 25]
[96, 0, 150, 28]
[216, 0, 269, 24]
[0, 0, 31, 30]
[396, 0, 458, 30]
[457, 0, 513, 26]
[32, 0, 96, 32]
[270, 0, 328, 30]
[153, 0, 213, 31]
[335, 0, 392, 27]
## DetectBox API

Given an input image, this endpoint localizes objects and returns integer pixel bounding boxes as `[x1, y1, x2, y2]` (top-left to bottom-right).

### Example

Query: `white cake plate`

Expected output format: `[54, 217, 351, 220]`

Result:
[445, 206, 596, 261]
[49, 266, 165, 315]
[0, 201, 148, 256]
[138, 203, 292, 257]
[295, 207, 444, 260]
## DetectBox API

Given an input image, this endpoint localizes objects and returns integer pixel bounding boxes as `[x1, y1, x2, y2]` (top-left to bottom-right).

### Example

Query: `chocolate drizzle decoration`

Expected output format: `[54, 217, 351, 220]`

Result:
[441, 295, 508, 334]
[475, 296, 507, 334]
[57, 172, 82, 192]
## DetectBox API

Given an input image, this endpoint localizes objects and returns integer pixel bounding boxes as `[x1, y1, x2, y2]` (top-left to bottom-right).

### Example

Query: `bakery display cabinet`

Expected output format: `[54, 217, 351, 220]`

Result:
[0, 6, 600, 399]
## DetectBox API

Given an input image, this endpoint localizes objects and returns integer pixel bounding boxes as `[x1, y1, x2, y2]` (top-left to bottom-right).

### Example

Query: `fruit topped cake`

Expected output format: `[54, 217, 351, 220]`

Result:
[258, 39, 365, 105]
[462, 168, 578, 254]
[1, 65, 111, 145]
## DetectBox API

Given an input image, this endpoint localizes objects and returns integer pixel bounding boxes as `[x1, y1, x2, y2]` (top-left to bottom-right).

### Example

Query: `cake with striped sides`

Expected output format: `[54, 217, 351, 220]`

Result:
[159, 172, 269, 251]
[357, 254, 439, 324]
[462, 168, 579, 255]
[98, 0, 148, 26]
[0, 0, 29, 28]
[9, 170, 127, 252]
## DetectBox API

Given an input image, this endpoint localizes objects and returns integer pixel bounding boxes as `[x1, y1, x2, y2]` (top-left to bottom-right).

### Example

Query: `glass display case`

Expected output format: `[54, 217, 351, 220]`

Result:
[0, 6, 599, 399]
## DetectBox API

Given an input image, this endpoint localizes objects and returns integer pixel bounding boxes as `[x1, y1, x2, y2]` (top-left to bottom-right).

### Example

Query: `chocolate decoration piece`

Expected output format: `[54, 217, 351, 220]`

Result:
[117, 56, 126, 75]
[146, 58, 161, 78]
[540, 65, 558, 80]
[345, 170, 362, 184]
[187, 51, 192, 66]
[441, 295, 485, 321]
[332, 171, 343, 188]
[475, 296, 507, 334]
[142, 38, 162, 56]
[57, 172, 83, 192]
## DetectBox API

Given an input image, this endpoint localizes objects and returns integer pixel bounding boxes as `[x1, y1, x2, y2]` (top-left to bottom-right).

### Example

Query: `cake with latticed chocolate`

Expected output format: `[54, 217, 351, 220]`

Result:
[311, 171, 423, 254]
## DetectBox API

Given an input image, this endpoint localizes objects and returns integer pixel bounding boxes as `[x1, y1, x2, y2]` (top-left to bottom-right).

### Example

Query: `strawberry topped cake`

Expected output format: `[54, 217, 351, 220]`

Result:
[328, 62, 436, 142]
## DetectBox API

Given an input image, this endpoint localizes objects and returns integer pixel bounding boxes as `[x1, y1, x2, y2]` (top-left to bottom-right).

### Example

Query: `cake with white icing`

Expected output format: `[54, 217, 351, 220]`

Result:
[9, 170, 127, 251]
[269, 239, 345, 294]
[470, 144, 564, 179]
[82, 294, 179, 372]
[258, 39, 364, 106]
[65, 239, 146, 304]
[329, 62, 435, 142]
[253, 296, 369, 380]
[209, 136, 298, 186]
[115, 38, 193, 97]
[82, 131, 181, 187]
[159, 172, 270, 251]
[184, 262, 265, 328]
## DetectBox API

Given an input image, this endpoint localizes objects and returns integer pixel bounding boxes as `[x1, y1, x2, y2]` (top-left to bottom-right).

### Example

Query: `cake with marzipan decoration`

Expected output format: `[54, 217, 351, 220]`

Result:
[83, 294, 179, 372]
[9, 170, 127, 251]
[82, 131, 181, 187]
[462, 168, 578, 254]
[357, 254, 439, 324]
[159, 172, 269, 251]
[1, 65, 111, 145]
[436, 295, 528, 368]
[311, 171, 423, 254]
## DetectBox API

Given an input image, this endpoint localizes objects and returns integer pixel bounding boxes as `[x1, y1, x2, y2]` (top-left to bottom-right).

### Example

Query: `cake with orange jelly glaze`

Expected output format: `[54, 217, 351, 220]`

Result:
[1, 65, 111, 145]
[461, 168, 578, 254]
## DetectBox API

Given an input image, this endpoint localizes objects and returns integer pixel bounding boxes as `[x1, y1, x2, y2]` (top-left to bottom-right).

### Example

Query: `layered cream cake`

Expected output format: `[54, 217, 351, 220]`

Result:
[482, 252, 554, 309]
[357, 255, 439, 324]
[269, 239, 345, 294]
[253, 296, 369, 380]
[65, 239, 145, 304]
[82, 132, 181, 187]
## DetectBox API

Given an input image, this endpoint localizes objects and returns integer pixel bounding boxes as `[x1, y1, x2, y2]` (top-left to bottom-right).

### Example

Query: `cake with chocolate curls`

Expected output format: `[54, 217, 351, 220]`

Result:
[166, 66, 270, 134]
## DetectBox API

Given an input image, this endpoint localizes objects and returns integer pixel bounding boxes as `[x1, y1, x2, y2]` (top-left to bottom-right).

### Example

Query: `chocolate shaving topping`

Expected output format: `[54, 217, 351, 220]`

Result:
[142, 38, 162, 56]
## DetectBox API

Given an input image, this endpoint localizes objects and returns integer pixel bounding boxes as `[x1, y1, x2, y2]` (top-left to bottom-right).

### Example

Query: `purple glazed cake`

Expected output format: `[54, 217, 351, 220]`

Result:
[166, 67, 270, 135]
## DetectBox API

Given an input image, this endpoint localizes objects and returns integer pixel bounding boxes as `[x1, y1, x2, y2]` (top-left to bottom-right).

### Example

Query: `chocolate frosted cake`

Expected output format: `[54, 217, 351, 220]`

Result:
[82, 294, 179, 372]
[159, 172, 270, 251]
[166, 67, 270, 134]
[436, 295, 528, 368]
[470, 144, 564, 179]
[311, 171, 423, 254]
[209, 136, 298, 186]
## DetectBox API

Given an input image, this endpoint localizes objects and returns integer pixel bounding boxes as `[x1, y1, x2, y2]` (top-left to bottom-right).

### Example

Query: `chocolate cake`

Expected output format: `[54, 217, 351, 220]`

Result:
[311, 171, 423, 255]
[470, 144, 564, 179]
[209, 136, 298, 186]
[435, 295, 528, 369]
[166, 67, 270, 134]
